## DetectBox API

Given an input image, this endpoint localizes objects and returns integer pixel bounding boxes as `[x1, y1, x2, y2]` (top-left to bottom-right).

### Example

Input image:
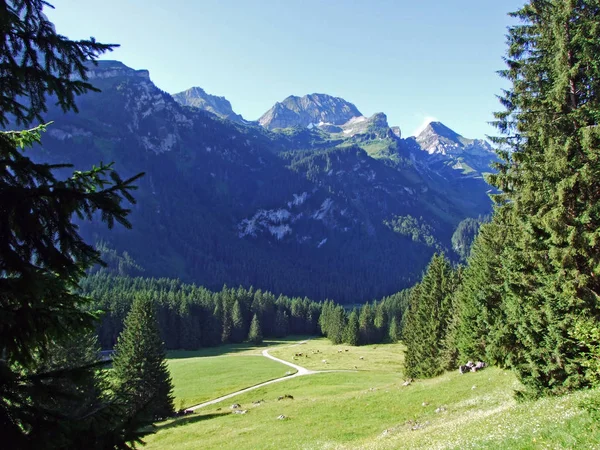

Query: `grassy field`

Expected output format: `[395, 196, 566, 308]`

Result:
[167, 339, 304, 409]
[146, 338, 600, 449]
[268, 339, 405, 373]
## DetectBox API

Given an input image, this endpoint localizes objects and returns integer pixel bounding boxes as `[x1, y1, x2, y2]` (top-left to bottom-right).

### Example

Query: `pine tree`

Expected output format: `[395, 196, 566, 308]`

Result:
[453, 216, 517, 367]
[403, 254, 456, 378]
[318, 300, 335, 336]
[0, 1, 143, 446]
[112, 296, 174, 421]
[486, 0, 600, 394]
[274, 309, 290, 337]
[344, 310, 360, 346]
[374, 302, 388, 343]
[388, 316, 400, 343]
[220, 297, 233, 344]
[248, 314, 263, 344]
[231, 300, 246, 343]
[359, 303, 375, 345]
[328, 306, 347, 345]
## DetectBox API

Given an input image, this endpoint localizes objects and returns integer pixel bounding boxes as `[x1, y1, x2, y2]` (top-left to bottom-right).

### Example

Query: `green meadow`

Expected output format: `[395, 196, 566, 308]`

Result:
[147, 339, 600, 449]
[167, 339, 302, 408]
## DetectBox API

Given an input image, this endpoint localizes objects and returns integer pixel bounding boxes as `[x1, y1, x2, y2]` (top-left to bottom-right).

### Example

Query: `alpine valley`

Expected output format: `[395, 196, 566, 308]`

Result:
[37, 61, 496, 302]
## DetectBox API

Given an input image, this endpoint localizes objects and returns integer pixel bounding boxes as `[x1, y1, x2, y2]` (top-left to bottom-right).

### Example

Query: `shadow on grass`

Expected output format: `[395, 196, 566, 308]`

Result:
[154, 411, 230, 431]
[167, 335, 315, 359]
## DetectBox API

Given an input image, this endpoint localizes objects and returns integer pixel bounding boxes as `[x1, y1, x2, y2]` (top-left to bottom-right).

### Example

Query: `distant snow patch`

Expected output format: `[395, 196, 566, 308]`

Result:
[312, 198, 333, 221]
[238, 209, 292, 239]
[269, 224, 292, 240]
[287, 192, 308, 208]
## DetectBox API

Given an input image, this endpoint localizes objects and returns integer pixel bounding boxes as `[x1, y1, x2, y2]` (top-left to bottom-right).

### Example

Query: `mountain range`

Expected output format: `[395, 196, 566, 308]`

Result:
[36, 60, 496, 302]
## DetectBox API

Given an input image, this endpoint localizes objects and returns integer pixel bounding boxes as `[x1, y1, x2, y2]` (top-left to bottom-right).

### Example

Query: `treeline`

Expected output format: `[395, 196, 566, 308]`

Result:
[318, 292, 409, 346]
[81, 273, 322, 350]
[402, 1, 600, 397]
[82, 273, 413, 351]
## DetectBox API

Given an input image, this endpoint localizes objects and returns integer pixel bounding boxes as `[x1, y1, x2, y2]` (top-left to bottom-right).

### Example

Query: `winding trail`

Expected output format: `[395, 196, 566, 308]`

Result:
[185, 340, 349, 412]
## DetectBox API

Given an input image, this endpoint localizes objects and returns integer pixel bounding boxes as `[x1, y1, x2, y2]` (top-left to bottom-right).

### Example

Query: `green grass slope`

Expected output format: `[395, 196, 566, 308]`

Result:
[148, 339, 600, 449]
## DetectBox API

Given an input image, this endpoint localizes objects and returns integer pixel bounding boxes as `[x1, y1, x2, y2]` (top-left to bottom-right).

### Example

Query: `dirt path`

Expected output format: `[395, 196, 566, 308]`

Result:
[261, 340, 316, 376]
[185, 340, 330, 412]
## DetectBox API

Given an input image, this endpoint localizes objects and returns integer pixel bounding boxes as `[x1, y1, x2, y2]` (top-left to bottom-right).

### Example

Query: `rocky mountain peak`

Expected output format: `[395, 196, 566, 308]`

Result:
[416, 121, 493, 156]
[172, 87, 246, 124]
[83, 60, 150, 80]
[419, 121, 462, 142]
[369, 112, 389, 129]
[259, 93, 362, 130]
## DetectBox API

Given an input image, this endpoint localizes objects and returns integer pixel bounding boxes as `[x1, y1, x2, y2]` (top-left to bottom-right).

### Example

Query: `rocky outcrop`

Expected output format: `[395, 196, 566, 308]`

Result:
[340, 112, 395, 139]
[83, 60, 150, 80]
[258, 93, 362, 130]
[173, 87, 247, 124]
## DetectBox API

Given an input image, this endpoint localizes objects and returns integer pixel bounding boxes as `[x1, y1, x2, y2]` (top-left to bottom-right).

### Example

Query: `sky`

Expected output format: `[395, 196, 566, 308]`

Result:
[47, 0, 524, 139]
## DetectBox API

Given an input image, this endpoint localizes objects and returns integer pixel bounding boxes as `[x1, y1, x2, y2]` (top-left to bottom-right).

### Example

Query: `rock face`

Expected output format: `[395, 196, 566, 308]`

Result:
[84, 60, 150, 80]
[258, 93, 362, 130]
[172, 87, 247, 124]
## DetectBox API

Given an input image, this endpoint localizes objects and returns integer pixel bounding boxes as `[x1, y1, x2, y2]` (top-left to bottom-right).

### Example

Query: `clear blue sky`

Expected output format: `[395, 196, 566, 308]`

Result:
[47, 0, 524, 139]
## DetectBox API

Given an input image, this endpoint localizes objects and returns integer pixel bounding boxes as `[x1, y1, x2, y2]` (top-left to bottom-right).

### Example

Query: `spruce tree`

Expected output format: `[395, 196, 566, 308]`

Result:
[318, 300, 335, 336]
[231, 300, 246, 343]
[388, 316, 400, 343]
[403, 254, 456, 378]
[112, 296, 174, 421]
[248, 314, 263, 344]
[374, 302, 388, 343]
[0, 1, 143, 446]
[344, 310, 360, 346]
[486, 0, 600, 394]
[220, 298, 233, 344]
[328, 306, 347, 345]
[453, 216, 518, 367]
[358, 303, 375, 345]
[274, 309, 290, 337]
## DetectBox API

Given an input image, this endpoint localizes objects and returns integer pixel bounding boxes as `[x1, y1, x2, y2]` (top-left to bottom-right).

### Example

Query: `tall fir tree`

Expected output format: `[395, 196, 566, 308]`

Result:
[328, 306, 347, 345]
[112, 296, 174, 421]
[344, 309, 360, 346]
[453, 215, 519, 368]
[388, 316, 400, 343]
[0, 1, 144, 446]
[231, 300, 246, 343]
[486, 0, 600, 394]
[403, 254, 456, 378]
[248, 314, 263, 344]
[358, 303, 376, 345]
[220, 297, 233, 344]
